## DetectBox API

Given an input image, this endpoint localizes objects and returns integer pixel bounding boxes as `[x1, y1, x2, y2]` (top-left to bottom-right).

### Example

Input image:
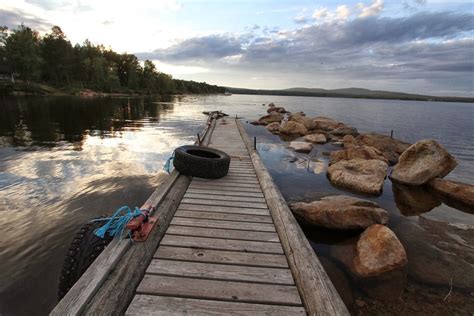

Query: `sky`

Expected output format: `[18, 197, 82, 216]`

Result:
[1, 0, 473, 96]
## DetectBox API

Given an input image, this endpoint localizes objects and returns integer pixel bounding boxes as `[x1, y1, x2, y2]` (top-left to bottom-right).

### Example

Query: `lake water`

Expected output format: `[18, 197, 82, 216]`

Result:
[0, 94, 473, 315]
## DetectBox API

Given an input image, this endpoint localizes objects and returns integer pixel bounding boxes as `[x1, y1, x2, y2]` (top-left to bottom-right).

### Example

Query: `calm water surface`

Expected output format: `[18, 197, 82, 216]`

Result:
[0, 94, 473, 315]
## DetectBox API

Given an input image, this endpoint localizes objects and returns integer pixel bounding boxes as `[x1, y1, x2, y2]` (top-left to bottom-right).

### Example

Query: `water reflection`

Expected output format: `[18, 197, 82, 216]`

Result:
[0, 96, 181, 149]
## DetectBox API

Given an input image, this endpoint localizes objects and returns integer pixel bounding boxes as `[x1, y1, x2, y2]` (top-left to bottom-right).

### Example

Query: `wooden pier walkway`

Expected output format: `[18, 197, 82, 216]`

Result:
[126, 119, 306, 314]
[52, 116, 348, 315]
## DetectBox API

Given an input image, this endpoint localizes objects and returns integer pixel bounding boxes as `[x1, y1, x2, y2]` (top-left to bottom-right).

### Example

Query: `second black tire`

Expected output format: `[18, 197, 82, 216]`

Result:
[173, 145, 230, 179]
[58, 217, 113, 300]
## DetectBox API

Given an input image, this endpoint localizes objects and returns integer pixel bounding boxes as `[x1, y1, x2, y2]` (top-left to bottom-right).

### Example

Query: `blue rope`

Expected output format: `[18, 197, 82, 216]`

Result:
[163, 150, 175, 174]
[92, 206, 143, 239]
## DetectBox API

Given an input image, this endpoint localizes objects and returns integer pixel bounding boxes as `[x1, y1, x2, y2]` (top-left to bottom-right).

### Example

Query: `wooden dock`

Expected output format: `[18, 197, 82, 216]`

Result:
[52, 117, 348, 315]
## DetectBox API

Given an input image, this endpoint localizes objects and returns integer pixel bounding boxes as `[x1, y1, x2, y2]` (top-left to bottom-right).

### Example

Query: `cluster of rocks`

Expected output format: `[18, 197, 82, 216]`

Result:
[257, 103, 474, 210]
[290, 195, 407, 278]
[256, 102, 474, 283]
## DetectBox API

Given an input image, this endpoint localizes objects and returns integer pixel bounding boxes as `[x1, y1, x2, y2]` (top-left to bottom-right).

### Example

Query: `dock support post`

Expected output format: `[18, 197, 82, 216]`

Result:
[390, 130, 394, 138]
[253, 137, 257, 150]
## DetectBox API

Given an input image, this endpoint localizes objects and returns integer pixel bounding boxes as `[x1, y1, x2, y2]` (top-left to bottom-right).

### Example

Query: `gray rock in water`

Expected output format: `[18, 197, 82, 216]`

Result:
[327, 159, 388, 196]
[391, 139, 457, 185]
[329, 145, 388, 165]
[289, 141, 313, 153]
[354, 133, 411, 165]
[279, 121, 308, 135]
[265, 122, 280, 133]
[289, 112, 316, 130]
[289, 195, 389, 230]
[267, 106, 287, 114]
[304, 133, 327, 144]
[428, 178, 474, 213]
[313, 116, 344, 131]
[255, 113, 283, 125]
[330, 125, 359, 137]
[354, 224, 407, 277]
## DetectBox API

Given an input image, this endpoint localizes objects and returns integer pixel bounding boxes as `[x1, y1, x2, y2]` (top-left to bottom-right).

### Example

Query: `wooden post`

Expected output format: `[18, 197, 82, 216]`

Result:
[253, 137, 257, 150]
[236, 119, 349, 316]
[390, 130, 394, 138]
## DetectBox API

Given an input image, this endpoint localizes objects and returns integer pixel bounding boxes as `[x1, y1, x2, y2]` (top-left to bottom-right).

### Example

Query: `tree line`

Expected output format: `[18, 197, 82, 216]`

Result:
[0, 24, 224, 94]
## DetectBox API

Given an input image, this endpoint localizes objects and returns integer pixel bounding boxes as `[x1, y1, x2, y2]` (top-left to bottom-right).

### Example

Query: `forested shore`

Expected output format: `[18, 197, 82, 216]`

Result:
[0, 25, 224, 95]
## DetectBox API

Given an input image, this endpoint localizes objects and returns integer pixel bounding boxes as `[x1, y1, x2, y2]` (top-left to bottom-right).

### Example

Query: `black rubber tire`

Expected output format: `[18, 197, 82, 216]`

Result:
[58, 217, 113, 300]
[173, 145, 230, 179]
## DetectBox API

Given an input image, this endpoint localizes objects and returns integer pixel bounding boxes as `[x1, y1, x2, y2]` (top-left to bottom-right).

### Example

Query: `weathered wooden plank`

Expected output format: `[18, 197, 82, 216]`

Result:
[136, 275, 302, 306]
[184, 193, 266, 203]
[227, 169, 255, 173]
[194, 177, 259, 184]
[226, 173, 255, 177]
[126, 295, 306, 315]
[224, 174, 258, 179]
[166, 225, 278, 242]
[171, 217, 276, 232]
[180, 198, 268, 209]
[178, 203, 269, 216]
[155, 246, 287, 268]
[147, 259, 294, 285]
[186, 188, 264, 198]
[175, 210, 273, 223]
[229, 163, 253, 166]
[227, 171, 256, 175]
[190, 180, 261, 188]
[189, 182, 262, 191]
[161, 235, 284, 254]
[237, 119, 349, 315]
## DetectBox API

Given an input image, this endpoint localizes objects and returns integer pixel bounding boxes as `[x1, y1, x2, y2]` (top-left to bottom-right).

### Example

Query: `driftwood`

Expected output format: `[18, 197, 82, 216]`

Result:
[236, 119, 349, 316]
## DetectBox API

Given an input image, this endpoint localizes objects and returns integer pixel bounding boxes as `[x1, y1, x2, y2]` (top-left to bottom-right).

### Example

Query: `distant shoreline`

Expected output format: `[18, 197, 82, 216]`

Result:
[229, 88, 474, 103]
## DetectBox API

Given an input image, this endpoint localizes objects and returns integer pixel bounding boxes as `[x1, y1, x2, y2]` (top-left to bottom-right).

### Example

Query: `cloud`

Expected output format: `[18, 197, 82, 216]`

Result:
[357, 0, 384, 18]
[0, 8, 51, 31]
[138, 10, 474, 95]
[137, 34, 244, 62]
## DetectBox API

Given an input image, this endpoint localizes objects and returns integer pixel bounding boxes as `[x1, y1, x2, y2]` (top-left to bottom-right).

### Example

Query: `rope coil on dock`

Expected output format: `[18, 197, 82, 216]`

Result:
[92, 206, 145, 239]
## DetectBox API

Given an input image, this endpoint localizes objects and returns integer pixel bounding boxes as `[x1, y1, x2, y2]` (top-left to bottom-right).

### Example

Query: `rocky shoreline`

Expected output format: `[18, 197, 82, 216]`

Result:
[252, 102, 474, 313]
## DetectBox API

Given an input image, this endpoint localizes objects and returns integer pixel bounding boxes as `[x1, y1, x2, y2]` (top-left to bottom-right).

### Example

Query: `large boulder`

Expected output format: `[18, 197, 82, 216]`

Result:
[289, 141, 313, 153]
[330, 238, 407, 300]
[289, 112, 316, 130]
[304, 133, 327, 144]
[342, 135, 356, 147]
[354, 224, 407, 277]
[330, 125, 359, 137]
[267, 106, 287, 114]
[428, 178, 474, 213]
[279, 121, 308, 135]
[391, 139, 457, 185]
[329, 145, 389, 165]
[265, 122, 280, 133]
[251, 113, 283, 125]
[327, 159, 388, 196]
[313, 116, 344, 131]
[392, 183, 441, 216]
[289, 195, 389, 230]
[355, 133, 411, 165]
